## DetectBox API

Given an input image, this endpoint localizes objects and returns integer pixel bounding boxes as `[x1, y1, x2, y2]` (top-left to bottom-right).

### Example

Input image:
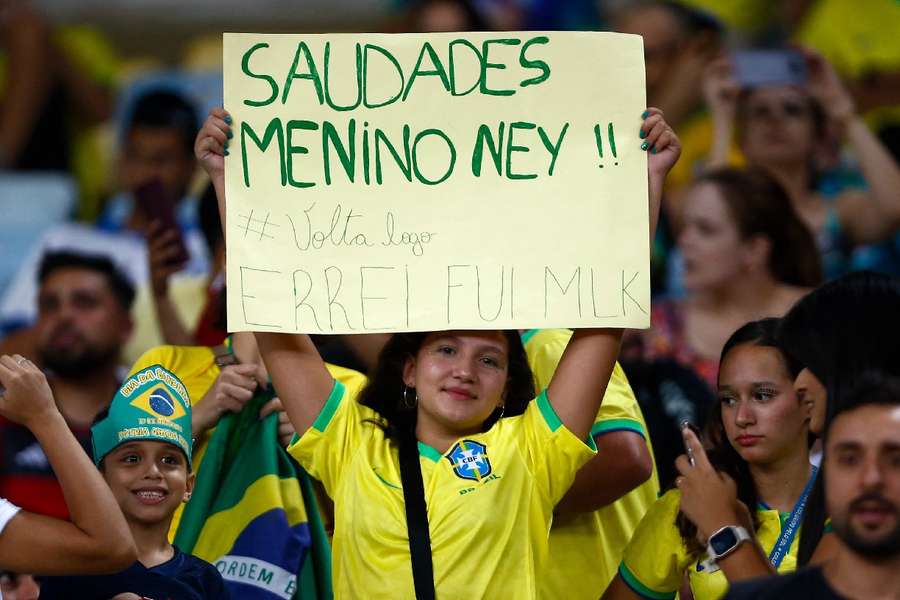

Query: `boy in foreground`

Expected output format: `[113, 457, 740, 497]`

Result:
[38, 364, 227, 599]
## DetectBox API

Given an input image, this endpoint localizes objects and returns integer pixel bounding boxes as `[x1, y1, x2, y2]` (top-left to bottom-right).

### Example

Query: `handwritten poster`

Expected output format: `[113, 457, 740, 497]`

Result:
[223, 31, 648, 333]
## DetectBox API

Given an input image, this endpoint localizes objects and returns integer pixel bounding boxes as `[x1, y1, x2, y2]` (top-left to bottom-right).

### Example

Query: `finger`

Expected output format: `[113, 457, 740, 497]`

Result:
[278, 422, 294, 440]
[259, 397, 283, 419]
[675, 475, 686, 487]
[220, 383, 254, 402]
[201, 126, 228, 150]
[643, 120, 668, 150]
[11, 355, 30, 372]
[0, 358, 14, 383]
[650, 129, 675, 154]
[198, 135, 226, 157]
[228, 363, 265, 380]
[210, 107, 232, 122]
[252, 363, 269, 390]
[639, 113, 663, 140]
[674, 454, 693, 475]
[682, 427, 712, 470]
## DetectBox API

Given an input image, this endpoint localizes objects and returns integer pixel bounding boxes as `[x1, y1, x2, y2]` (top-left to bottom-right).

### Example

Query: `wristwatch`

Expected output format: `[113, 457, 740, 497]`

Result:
[706, 525, 751, 563]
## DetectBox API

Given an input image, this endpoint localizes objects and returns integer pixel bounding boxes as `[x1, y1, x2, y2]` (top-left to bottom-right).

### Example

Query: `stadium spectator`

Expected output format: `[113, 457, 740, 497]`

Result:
[624, 168, 821, 389]
[0, 355, 136, 582]
[704, 47, 900, 279]
[38, 365, 227, 599]
[604, 318, 814, 600]
[725, 372, 900, 599]
[0, 88, 209, 351]
[0, 251, 134, 519]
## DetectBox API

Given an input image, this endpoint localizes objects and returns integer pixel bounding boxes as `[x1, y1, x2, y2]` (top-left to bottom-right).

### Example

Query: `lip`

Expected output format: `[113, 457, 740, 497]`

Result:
[132, 488, 169, 506]
[443, 387, 476, 401]
[851, 500, 897, 528]
[735, 435, 763, 447]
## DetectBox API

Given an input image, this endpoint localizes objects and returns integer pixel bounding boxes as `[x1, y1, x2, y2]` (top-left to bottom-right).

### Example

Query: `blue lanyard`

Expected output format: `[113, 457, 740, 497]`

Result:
[767, 466, 818, 569]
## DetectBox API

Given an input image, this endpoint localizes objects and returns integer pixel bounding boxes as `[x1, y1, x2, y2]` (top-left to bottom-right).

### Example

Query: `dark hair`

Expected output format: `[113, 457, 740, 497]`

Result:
[127, 89, 200, 156]
[407, 0, 491, 32]
[357, 331, 535, 442]
[677, 318, 805, 554]
[38, 251, 136, 311]
[779, 271, 900, 411]
[693, 168, 823, 288]
[827, 371, 900, 438]
[779, 271, 900, 565]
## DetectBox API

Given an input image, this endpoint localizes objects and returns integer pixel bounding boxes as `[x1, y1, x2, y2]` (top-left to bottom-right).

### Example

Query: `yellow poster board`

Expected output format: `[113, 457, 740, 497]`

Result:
[223, 31, 648, 333]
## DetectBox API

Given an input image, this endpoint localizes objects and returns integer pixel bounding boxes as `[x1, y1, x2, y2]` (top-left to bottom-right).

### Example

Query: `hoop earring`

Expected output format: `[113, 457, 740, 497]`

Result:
[402, 386, 418, 409]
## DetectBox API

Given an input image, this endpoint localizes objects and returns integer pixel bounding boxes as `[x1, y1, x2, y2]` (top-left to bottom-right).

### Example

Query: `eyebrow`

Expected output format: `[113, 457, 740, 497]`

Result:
[718, 381, 779, 390]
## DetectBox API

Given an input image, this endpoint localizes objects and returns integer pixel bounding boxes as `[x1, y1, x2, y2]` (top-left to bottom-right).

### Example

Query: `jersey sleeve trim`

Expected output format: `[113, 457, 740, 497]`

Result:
[312, 379, 345, 432]
[520, 328, 540, 345]
[536, 389, 562, 432]
[591, 418, 646, 439]
[618, 563, 677, 600]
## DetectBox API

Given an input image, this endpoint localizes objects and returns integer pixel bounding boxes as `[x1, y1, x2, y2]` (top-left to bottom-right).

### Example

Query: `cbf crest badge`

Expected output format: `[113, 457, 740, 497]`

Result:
[446, 440, 491, 482]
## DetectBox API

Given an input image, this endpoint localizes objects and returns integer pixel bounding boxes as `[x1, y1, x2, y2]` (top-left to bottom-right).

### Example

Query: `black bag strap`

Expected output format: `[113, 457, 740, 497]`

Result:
[397, 435, 436, 600]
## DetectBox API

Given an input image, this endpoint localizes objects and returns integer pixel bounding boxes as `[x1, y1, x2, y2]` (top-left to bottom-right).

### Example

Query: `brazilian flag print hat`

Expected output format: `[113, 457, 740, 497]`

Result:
[91, 364, 193, 467]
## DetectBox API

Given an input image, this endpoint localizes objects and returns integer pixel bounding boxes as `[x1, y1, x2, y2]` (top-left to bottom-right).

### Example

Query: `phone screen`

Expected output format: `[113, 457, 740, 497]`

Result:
[135, 179, 189, 265]
[732, 50, 807, 88]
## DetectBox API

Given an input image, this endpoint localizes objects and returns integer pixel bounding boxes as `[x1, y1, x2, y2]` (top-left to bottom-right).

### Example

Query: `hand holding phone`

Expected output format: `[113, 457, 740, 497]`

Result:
[681, 420, 700, 466]
[732, 50, 807, 89]
[135, 179, 188, 266]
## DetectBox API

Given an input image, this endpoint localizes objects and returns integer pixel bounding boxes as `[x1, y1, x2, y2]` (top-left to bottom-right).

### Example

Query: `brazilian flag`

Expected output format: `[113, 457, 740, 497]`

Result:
[175, 391, 333, 599]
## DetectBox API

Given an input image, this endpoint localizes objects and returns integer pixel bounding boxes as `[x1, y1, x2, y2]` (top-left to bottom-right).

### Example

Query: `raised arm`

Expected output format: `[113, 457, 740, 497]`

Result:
[548, 109, 679, 441]
[0, 356, 136, 574]
[795, 48, 900, 244]
[194, 109, 335, 435]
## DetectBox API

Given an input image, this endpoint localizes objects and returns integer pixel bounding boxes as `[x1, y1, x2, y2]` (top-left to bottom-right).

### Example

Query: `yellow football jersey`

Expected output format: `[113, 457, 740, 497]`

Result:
[522, 329, 660, 599]
[288, 380, 596, 599]
[127, 343, 368, 540]
[619, 489, 801, 600]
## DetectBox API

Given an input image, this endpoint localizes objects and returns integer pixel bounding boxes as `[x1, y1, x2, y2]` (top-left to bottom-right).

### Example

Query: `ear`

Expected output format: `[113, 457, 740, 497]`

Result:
[183, 471, 196, 503]
[402, 356, 416, 388]
[742, 234, 772, 272]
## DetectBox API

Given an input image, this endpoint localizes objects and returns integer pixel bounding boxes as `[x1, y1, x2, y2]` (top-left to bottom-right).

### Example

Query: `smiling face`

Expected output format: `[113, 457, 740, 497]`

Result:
[717, 343, 810, 465]
[826, 404, 900, 558]
[101, 440, 194, 527]
[402, 331, 509, 438]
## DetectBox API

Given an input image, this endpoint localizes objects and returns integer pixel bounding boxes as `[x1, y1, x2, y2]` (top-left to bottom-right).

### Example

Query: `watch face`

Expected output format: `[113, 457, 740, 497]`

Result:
[710, 528, 739, 555]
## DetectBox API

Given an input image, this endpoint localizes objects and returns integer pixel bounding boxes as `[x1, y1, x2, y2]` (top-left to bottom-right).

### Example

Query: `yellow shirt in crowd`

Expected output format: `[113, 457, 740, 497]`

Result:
[288, 380, 596, 600]
[127, 343, 368, 539]
[619, 489, 801, 600]
[522, 329, 660, 599]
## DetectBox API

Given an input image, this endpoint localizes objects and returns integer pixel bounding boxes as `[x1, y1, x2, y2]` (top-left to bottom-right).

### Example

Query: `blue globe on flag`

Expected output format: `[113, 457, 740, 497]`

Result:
[149, 387, 176, 417]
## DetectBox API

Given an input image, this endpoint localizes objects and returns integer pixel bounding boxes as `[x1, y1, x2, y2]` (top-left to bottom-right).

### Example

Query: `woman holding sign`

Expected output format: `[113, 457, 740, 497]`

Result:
[195, 106, 679, 599]
[603, 318, 815, 600]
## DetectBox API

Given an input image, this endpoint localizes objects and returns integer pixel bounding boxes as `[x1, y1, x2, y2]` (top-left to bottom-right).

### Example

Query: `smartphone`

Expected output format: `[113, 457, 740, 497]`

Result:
[135, 179, 189, 265]
[681, 420, 700, 466]
[732, 50, 807, 88]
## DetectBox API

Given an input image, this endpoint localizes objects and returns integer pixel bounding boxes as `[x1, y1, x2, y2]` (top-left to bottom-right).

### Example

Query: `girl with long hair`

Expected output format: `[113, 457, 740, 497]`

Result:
[195, 106, 681, 599]
[603, 318, 814, 600]
[629, 167, 821, 388]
